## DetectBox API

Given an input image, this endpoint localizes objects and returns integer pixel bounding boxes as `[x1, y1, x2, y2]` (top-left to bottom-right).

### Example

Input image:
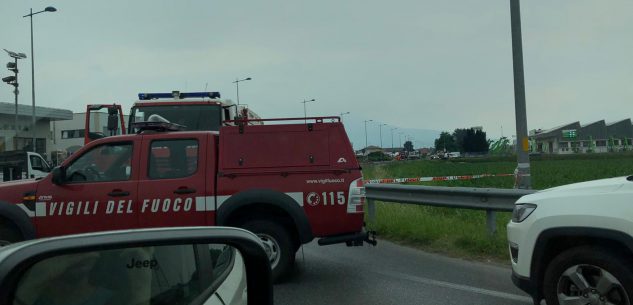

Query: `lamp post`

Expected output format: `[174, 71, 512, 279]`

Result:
[301, 99, 316, 123]
[2, 49, 27, 150]
[23, 6, 56, 152]
[391, 127, 398, 149]
[379, 123, 387, 148]
[232, 77, 251, 106]
[363, 120, 373, 149]
[339, 112, 350, 121]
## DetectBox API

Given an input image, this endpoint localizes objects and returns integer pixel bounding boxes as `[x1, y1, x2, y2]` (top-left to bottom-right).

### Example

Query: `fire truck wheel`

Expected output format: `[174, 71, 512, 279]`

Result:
[0, 220, 21, 247]
[241, 220, 294, 282]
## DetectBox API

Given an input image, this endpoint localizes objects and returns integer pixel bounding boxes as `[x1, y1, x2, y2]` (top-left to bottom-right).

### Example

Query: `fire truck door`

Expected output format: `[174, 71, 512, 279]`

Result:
[35, 141, 140, 237]
[138, 135, 209, 228]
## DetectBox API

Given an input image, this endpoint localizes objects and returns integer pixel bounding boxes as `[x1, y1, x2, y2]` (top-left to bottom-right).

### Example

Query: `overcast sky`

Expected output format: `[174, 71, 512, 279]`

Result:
[1, 0, 632, 148]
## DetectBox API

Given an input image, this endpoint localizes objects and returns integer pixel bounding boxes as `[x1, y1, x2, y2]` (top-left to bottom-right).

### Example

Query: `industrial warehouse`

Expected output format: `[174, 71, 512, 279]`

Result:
[530, 119, 633, 154]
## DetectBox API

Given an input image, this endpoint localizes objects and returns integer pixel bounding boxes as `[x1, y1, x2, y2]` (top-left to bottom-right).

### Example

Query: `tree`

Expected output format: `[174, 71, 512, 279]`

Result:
[434, 131, 457, 152]
[453, 128, 469, 152]
[404, 141, 414, 152]
[461, 129, 489, 153]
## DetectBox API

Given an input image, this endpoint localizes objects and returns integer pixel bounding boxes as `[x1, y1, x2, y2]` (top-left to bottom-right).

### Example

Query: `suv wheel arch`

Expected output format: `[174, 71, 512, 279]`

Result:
[531, 227, 633, 300]
[215, 189, 314, 244]
[0, 201, 36, 241]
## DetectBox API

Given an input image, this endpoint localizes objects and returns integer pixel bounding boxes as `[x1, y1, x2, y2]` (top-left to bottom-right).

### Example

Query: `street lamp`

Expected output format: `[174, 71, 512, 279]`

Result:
[232, 77, 251, 105]
[23, 6, 57, 152]
[391, 127, 398, 149]
[339, 112, 350, 121]
[378, 123, 387, 148]
[3, 49, 27, 150]
[301, 99, 316, 123]
[363, 119, 373, 148]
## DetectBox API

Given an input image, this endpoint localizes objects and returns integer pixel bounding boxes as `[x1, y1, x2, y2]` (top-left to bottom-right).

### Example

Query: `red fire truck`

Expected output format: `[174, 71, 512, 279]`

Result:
[0, 114, 374, 280]
[84, 91, 261, 144]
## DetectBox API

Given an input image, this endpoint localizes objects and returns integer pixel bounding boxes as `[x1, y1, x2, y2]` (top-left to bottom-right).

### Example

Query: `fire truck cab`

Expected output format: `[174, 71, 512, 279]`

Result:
[84, 91, 261, 145]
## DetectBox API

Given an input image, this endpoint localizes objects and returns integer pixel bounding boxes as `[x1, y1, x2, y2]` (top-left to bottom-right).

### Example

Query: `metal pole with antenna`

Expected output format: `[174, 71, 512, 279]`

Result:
[302, 99, 315, 123]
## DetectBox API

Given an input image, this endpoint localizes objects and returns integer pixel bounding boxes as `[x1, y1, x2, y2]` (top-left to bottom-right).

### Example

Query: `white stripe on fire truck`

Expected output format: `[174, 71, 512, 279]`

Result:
[36, 202, 46, 217]
[286, 192, 304, 207]
[16, 203, 35, 217]
[194, 196, 216, 212]
[195, 196, 205, 211]
[22, 193, 305, 217]
[215, 192, 304, 209]
[216, 195, 231, 209]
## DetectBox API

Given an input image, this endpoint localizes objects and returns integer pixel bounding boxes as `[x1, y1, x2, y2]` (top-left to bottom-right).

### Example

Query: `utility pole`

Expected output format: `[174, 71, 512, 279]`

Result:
[379, 123, 387, 148]
[363, 120, 373, 148]
[24, 6, 57, 152]
[232, 77, 251, 105]
[391, 127, 397, 149]
[510, 0, 531, 189]
[2, 49, 27, 150]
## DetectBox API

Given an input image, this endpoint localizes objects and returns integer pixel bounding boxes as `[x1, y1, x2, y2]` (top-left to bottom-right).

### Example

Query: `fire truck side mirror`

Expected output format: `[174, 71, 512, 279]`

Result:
[51, 166, 66, 185]
[0, 227, 273, 305]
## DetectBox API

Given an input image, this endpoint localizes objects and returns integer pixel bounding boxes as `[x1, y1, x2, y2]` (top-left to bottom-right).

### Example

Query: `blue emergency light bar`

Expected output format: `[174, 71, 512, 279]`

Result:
[138, 91, 221, 100]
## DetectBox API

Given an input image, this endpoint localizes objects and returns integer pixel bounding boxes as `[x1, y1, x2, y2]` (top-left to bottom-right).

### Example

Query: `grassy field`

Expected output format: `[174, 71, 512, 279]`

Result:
[362, 154, 633, 262]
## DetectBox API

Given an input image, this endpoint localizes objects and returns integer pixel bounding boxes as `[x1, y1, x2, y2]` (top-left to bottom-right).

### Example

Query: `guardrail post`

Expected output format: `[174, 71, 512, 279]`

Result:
[486, 210, 497, 236]
[367, 198, 376, 223]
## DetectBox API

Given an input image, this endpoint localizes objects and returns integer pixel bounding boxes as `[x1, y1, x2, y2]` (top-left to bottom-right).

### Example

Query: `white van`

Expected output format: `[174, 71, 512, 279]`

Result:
[0, 151, 51, 181]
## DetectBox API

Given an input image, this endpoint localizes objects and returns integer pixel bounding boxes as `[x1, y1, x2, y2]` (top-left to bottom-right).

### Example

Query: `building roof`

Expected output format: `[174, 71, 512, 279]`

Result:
[606, 118, 632, 126]
[0, 102, 72, 121]
[580, 120, 605, 128]
[532, 121, 580, 139]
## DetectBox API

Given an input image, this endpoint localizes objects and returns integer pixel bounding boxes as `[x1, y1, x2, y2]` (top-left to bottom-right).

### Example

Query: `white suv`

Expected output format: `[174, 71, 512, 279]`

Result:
[508, 175, 633, 305]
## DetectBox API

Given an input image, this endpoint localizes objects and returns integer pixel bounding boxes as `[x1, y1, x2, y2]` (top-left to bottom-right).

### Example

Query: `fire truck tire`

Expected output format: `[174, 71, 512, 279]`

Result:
[0, 219, 22, 247]
[241, 220, 294, 282]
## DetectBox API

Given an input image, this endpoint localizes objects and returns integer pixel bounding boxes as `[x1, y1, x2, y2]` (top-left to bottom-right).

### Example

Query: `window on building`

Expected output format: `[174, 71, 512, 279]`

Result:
[596, 140, 607, 147]
[0, 137, 5, 152]
[149, 139, 199, 179]
[61, 130, 73, 139]
[61, 129, 86, 139]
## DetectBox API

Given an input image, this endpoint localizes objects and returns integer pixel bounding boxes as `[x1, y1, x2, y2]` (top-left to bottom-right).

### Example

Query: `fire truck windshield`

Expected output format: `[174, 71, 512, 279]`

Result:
[128, 104, 222, 133]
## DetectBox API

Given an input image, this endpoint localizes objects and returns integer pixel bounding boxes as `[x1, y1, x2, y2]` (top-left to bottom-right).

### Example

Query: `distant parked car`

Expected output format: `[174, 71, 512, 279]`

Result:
[407, 151, 421, 160]
[447, 152, 461, 159]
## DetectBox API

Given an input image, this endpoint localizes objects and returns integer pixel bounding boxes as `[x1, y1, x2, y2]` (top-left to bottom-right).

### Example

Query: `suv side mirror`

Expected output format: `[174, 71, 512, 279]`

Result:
[51, 166, 66, 185]
[0, 227, 272, 305]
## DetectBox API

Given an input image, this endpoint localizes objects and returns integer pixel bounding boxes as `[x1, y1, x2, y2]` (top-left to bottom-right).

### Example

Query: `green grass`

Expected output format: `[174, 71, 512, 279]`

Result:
[362, 156, 633, 262]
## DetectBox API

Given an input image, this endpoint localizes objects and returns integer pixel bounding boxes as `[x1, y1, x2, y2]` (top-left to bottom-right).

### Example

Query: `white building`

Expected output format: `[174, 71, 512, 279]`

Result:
[0, 102, 72, 156]
[51, 112, 130, 155]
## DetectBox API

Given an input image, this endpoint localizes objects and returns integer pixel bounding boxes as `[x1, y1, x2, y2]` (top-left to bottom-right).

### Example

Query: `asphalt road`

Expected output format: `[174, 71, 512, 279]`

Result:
[274, 239, 534, 305]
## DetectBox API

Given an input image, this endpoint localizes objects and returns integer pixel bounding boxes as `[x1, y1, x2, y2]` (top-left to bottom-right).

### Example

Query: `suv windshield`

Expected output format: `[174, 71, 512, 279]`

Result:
[128, 105, 222, 133]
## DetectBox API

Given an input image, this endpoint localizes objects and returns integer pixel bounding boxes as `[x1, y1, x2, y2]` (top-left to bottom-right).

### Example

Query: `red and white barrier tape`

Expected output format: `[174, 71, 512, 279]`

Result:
[363, 173, 515, 184]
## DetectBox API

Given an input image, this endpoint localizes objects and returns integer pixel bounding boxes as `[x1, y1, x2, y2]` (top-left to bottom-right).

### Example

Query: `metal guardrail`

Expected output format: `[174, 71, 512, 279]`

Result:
[365, 184, 537, 235]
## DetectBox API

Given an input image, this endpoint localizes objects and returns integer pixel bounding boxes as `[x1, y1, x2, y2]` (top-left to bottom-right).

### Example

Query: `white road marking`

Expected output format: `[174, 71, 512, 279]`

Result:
[373, 269, 532, 303]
